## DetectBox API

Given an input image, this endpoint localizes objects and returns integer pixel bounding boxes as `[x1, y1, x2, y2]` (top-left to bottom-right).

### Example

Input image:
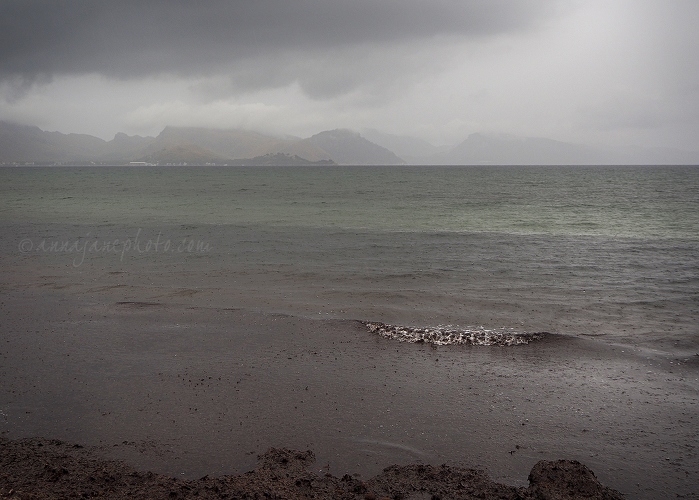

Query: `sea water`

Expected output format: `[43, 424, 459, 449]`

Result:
[1, 165, 697, 355]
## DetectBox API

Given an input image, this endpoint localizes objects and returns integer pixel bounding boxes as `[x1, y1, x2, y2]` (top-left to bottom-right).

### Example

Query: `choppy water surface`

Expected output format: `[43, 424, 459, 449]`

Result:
[3, 165, 698, 238]
[1, 165, 697, 354]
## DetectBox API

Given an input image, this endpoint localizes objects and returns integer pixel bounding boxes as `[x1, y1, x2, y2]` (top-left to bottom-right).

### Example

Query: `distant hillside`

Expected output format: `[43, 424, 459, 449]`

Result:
[137, 143, 230, 165]
[148, 127, 405, 165]
[434, 133, 699, 165]
[100, 132, 156, 162]
[164, 126, 273, 158]
[229, 153, 335, 166]
[148, 126, 324, 160]
[302, 129, 405, 165]
[361, 128, 444, 164]
[439, 133, 610, 165]
[0, 121, 107, 163]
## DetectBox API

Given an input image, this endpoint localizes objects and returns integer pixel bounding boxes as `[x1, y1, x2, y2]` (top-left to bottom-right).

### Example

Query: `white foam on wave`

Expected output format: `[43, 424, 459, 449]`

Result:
[364, 322, 545, 346]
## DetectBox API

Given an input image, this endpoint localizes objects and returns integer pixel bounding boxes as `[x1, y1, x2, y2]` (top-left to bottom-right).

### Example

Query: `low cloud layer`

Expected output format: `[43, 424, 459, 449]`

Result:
[1, 1, 698, 152]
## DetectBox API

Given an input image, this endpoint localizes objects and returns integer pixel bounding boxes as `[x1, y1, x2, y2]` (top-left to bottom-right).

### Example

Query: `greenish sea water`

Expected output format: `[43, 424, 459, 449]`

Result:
[2, 165, 698, 354]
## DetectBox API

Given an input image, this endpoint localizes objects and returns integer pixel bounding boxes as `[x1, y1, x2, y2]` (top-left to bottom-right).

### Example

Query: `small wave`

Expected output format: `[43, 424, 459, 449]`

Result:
[364, 321, 545, 346]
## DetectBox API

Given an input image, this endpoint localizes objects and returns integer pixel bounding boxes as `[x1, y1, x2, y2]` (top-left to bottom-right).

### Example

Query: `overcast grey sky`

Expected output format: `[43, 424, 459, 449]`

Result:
[1, 0, 697, 150]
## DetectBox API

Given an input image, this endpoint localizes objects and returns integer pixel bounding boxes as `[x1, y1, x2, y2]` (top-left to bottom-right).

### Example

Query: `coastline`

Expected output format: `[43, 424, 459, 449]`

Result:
[1, 285, 697, 498]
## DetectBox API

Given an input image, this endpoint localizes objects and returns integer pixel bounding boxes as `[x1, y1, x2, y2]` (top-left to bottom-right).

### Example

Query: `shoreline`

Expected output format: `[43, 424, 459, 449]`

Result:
[3, 218, 697, 359]
[1, 287, 698, 498]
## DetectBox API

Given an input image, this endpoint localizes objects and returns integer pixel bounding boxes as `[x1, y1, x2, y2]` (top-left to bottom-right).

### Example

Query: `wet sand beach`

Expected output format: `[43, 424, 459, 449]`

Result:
[1, 284, 697, 498]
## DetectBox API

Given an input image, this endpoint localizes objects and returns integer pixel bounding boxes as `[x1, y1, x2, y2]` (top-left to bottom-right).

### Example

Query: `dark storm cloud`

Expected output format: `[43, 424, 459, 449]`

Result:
[0, 0, 550, 83]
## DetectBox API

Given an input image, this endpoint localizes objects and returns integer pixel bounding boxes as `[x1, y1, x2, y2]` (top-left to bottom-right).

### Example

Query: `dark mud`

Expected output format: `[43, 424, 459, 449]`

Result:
[0, 437, 624, 499]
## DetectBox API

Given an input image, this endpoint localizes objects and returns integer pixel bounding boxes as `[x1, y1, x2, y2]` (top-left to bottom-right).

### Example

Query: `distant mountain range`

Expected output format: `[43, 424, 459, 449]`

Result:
[365, 130, 699, 165]
[1, 121, 697, 165]
[434, 133, 699, 165]
[0, 122, 403, 166]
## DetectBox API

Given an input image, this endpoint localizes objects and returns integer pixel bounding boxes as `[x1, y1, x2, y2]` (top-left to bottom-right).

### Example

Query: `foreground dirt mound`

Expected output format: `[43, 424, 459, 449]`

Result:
[526, 460, 625, 500]
[0, 437, 624, 499]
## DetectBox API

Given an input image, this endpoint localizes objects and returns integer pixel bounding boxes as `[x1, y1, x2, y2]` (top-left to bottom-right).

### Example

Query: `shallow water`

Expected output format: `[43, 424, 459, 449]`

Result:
[1, 165, 698, 354]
